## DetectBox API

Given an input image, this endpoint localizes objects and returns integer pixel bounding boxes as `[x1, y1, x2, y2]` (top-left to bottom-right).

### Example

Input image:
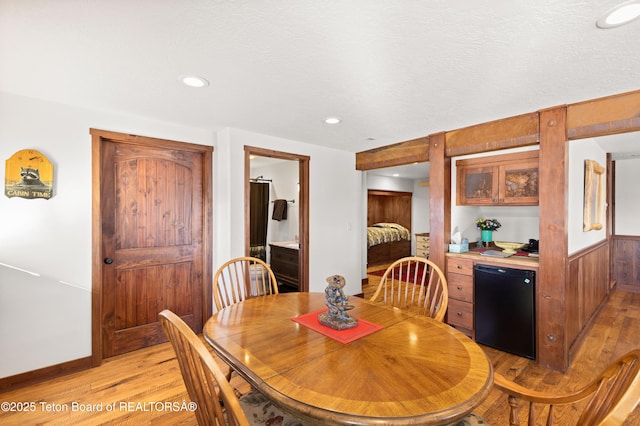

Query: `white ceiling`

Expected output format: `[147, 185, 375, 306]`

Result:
[1, 1, 638, 157]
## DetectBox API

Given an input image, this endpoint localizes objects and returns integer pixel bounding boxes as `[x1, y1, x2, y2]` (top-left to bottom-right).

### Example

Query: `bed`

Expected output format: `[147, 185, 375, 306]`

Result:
[367, 223, 411, 266]
[367, 190, 413, 266]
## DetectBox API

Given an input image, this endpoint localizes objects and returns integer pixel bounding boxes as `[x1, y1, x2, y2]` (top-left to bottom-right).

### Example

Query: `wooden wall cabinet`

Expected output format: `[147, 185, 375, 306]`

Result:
[456, 150, 539, 206]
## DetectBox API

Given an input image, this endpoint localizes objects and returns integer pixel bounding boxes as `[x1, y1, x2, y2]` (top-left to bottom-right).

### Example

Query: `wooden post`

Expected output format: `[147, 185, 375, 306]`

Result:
[428, 132, 450, 272]
[538, 106, 569, 371]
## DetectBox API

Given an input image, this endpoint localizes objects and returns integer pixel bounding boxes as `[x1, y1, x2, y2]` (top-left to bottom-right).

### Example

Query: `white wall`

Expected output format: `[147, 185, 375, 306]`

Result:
[615, 158, 640, 235]
[412, 181, 430, 236]
[367, 174, 414, 192]
[567, 138, 607, 254]
[0, 92, 363, 378]
[0, 92, 212, 377]
[252, 161, 299, 245]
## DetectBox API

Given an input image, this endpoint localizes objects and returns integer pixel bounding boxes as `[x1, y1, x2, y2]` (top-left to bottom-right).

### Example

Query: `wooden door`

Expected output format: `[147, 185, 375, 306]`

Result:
[92, 129, 212, 362]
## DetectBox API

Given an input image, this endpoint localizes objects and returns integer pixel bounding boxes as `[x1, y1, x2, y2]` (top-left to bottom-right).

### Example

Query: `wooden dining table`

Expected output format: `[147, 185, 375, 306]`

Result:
[203, 292, 493, 425]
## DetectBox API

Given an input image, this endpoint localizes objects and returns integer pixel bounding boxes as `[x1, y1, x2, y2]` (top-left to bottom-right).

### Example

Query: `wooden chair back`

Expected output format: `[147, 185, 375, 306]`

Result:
[369, 256, 448, 321]
[159, 309, 249, 426]
[213, 256, 278, 311]
[494, 349, 640, 425]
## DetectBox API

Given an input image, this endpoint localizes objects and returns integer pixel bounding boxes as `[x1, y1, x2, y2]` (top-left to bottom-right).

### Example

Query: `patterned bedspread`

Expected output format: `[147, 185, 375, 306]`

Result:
[367, 223, 411, 248]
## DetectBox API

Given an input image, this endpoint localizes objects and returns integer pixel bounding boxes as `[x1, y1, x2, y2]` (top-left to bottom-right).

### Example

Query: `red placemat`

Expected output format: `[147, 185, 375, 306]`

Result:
[292, 309, 383, 344]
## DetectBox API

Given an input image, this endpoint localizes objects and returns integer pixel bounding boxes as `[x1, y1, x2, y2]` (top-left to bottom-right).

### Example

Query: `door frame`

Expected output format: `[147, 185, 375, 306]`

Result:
[244, 146, 310, 292]
[91, 128, 213, 367]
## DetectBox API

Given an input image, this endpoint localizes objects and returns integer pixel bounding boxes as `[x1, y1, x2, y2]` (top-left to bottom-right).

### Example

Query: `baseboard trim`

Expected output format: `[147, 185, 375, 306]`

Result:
[0, 356, 93, 393]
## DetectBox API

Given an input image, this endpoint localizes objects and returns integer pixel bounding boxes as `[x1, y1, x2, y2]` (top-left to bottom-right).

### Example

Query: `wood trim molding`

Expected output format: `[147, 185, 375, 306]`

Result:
[367, 190, 412, 197]
[567, 90, 640, 140]
[356, 137, 429, 171]
[0, 356, 92, 393]
[445, 112, 540, 157]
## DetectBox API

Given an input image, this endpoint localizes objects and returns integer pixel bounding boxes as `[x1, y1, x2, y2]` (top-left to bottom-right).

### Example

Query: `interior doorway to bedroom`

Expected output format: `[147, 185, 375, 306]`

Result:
[365, 162, 430, 262]
[244, 146, 310, 292]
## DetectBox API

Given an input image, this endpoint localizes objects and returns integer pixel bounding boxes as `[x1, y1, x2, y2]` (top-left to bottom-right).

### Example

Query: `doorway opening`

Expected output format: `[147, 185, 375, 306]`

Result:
[244, 146, 309, 292]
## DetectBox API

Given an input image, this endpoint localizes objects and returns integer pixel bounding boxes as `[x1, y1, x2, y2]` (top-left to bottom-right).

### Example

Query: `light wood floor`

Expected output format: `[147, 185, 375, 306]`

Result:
[1, 269, 639, 425]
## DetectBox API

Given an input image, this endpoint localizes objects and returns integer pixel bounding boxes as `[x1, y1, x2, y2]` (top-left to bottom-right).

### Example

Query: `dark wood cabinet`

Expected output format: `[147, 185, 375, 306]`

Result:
[269, 242, 299, 291]
[456, 150, 539, 206]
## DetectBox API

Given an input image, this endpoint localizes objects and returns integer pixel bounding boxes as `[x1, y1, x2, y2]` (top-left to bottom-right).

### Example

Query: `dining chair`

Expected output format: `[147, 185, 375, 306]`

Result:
[159, 309, 304, 426]
[369, 256, 449, 322]
[493, 349, 640, 425]
[213, 256, 279, 311]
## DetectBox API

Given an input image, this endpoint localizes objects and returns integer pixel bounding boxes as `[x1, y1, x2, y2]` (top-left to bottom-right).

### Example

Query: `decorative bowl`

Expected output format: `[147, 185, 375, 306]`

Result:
[494, 241, 526, 254]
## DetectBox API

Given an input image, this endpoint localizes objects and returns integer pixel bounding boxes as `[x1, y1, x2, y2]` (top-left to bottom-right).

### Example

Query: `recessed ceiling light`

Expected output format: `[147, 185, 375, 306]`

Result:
[597, 1, 640, 28]
[324, 117, 341, 125]
[179, 75, 209, 88]
[392, 173, 400, 177]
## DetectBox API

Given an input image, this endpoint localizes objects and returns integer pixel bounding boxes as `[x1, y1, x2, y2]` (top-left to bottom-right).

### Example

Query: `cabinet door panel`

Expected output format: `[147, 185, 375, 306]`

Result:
[457, 166, 498, 205]
[499, 159, 539, 205]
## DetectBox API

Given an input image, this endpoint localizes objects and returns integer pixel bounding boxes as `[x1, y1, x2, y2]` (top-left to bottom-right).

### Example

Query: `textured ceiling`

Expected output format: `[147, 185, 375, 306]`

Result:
[1, 1, 638, 154]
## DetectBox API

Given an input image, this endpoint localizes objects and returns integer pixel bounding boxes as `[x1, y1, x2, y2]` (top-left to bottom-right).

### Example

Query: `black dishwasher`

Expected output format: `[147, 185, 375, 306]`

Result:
[474, 264, 536, 359]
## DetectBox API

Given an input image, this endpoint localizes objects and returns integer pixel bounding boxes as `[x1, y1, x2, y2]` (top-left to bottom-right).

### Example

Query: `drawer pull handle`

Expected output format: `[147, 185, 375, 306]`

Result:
[456, 286, 462, 290]
[457, 312, 463, 317]
[457, 265, 462, 269]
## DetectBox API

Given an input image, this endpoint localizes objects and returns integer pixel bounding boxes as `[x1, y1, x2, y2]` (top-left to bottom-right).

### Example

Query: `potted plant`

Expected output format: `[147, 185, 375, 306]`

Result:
[475, 218, 501, 245]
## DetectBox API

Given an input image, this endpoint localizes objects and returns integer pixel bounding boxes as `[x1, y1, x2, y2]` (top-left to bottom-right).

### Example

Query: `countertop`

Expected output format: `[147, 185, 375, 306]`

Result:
[269, 240, 299, 250]
[446, 247, 539, 269]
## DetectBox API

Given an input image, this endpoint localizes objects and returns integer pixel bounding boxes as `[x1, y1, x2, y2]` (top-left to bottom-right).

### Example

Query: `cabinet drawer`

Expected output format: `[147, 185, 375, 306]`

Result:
[447, 274, 473, 302]
[416, 241, 430, 250]
[447, 258, 473, 276]
[416, 249, 428, 258]
[447, 299, 473, 330]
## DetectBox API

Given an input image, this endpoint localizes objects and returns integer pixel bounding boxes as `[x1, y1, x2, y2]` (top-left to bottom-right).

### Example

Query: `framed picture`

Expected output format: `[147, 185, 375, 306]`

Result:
[583, 159, 604, 231]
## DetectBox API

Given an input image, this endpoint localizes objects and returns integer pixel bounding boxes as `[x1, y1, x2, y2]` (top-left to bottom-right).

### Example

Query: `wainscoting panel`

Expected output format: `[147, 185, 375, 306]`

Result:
[611, 235, 640, 293]
[567, 241, 610, 350]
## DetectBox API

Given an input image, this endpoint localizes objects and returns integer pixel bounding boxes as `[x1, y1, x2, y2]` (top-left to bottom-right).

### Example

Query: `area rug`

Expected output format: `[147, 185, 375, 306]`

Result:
[292, 309, 383, 344]
[369, 263, 427, 284]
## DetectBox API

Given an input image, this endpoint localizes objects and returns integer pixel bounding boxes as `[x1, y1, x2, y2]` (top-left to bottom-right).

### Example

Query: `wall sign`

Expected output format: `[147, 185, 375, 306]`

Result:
[5, 149, 54, 199]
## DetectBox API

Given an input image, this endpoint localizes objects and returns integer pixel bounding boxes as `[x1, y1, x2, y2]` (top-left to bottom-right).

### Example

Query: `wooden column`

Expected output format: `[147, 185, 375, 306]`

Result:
[428, 132, 450, 271]
[538, 106, 569, 371]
